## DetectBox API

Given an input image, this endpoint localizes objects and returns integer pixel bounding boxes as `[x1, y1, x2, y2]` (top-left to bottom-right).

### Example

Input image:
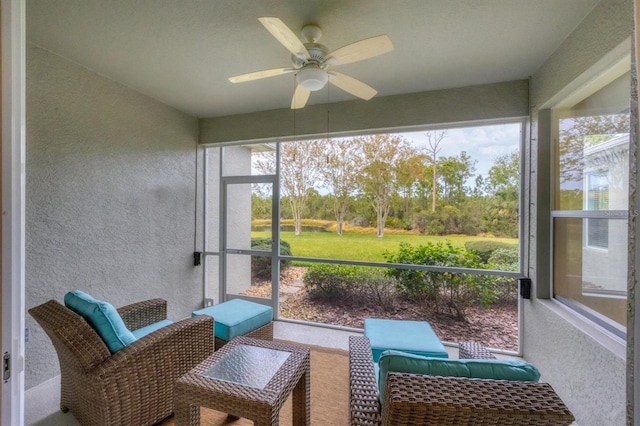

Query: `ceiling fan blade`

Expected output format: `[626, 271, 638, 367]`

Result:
[325, 35, 393, 66]
[329, 71, 377, 100]
[291, 85, 311, 109]
[228, 68, 295, 83]
[259, 17, 310, 60]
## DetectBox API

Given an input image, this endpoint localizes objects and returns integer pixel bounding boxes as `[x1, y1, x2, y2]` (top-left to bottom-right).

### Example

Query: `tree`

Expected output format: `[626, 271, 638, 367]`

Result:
[425, 130, 447, 211]
[320, 138, 362, 235]
[357, 134, 415, 238]
[395, 151, 429, 218]
[254, 140, 323, 235]
[438, 151, 476, 204]
[558, 114, 629, 180]
[484, 150, 520, 237]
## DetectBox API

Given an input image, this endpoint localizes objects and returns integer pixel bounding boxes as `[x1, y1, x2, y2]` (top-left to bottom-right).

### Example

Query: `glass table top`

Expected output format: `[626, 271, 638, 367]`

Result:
[203, 344, 291, 389]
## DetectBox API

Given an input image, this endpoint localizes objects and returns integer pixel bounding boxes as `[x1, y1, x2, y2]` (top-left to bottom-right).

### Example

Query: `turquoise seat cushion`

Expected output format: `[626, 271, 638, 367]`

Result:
[377, 350, 541, 398]
[364, 318, 448, 362]
[64, 290, 137, 353]
[131, 319, 174, 339]
[192, 299, 273, 341]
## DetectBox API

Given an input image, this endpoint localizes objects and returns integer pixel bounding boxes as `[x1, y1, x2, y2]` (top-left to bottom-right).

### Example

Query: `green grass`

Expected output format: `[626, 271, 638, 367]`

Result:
[252, 231, 517, 263]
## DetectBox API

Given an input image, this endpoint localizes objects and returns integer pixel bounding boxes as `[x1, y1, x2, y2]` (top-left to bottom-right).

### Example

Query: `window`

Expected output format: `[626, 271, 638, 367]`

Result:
[551, 56, 630, 338]
[205, 120, 526, 352]
[585, 171, 609, 249]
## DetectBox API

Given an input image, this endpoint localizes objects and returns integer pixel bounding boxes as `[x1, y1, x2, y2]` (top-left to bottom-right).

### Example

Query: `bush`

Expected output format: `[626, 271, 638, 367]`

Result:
[487, 247, 520, 302]
[356, 270, 397, 311]
[250, 238, 292, 280]
[302, 264, 359, 302]
[464, 240, 517, 263]
[302, 264, 397, 311]
[487, 247, 519, 268]
[411, 210, 446, 235]
[383, 242, 498, 319]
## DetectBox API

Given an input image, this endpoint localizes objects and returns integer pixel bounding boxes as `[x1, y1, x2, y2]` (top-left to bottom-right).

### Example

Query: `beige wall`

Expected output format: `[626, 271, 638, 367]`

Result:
[527, 0, 633, 424]
[25, 43, 202, 390]
[200, 79, 528, 144]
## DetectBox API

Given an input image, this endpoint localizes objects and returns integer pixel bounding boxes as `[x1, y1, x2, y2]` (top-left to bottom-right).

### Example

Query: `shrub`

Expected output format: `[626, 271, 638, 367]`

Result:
[487, 247, 519, 301]
[356, 270, 397, 312]
[383, 242, 498, 319]
[302, 264, 397, 311]
[464, 240, 517, 263]
[302, 264, 359, 302]
[487, 247, 519, 268]
[250, 238, 292, 280]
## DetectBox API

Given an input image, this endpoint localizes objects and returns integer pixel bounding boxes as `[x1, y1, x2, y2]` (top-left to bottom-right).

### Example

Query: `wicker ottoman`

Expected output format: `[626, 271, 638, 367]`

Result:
[193, 299, 273, 350]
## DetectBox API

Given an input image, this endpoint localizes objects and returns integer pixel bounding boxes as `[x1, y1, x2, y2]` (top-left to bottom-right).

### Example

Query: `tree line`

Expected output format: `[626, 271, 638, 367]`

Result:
[253, 131, 520, 238]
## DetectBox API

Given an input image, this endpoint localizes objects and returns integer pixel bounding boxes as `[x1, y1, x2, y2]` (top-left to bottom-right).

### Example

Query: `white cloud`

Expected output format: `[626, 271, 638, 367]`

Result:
[401, 123, 521, 178]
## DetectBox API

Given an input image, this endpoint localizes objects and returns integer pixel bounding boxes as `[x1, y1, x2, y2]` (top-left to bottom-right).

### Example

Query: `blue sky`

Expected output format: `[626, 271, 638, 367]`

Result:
[399, 122, 522, 179]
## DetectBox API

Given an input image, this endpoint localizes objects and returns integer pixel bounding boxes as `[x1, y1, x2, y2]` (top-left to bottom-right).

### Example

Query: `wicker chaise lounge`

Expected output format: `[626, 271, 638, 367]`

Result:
[349, 335, 575, 426]
[29, 298, 214, 426]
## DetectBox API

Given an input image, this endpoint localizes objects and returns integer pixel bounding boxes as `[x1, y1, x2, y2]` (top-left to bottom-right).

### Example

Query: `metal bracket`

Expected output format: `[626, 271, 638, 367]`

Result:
[3, 352, 10, 382]
[519, 277, 532, 299]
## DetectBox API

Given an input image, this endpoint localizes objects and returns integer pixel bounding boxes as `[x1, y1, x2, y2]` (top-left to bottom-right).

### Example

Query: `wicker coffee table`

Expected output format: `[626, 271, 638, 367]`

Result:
[175, 336, 310, 426]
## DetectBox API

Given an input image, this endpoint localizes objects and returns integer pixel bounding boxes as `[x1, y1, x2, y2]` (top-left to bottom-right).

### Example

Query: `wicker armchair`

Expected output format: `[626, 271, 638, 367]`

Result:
[349, 335, 575, 426]
[29, 298, 214, 426]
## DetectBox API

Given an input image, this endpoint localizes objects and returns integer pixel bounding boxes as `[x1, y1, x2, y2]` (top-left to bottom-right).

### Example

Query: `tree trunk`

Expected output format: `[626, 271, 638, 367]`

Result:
[431, 162, 437, 212]
[334, 200, 345, 236]
[291, 199, 302, 236]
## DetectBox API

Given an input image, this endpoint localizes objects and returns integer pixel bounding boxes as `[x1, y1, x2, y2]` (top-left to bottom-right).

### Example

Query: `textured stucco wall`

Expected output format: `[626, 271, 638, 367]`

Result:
[526, 0, 633, 424]
[25, 43, 202, 389]
[531, 0, 633, 109]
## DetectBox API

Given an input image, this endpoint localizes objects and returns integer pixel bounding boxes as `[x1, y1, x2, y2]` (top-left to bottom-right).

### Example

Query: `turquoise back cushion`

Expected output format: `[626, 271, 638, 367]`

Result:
[64, 290, 137, 353]
[378, 350, 540, 397]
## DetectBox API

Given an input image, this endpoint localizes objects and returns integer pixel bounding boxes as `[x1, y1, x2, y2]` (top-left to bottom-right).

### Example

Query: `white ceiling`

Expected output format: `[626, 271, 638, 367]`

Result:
[26, 0, 600, 118]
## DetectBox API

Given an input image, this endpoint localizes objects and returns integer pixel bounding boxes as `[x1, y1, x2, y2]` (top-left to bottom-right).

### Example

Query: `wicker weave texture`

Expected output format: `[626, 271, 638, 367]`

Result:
[29, 299, 214, 426]
[458, 341, 497, 359]
[175, 336, 310, 426]
[214, 321, 274, 350]
[118, 298, 167, 330]
[349, 336, 382, 426]
[349, 335, 575, 426]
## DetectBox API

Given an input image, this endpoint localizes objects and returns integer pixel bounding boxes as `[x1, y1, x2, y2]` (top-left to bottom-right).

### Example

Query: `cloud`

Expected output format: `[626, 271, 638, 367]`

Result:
[402, 123, 521, 177]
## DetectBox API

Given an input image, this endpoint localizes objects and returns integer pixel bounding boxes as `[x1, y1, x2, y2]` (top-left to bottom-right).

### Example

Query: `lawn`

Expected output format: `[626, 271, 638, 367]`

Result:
[251, 230, 517, 263]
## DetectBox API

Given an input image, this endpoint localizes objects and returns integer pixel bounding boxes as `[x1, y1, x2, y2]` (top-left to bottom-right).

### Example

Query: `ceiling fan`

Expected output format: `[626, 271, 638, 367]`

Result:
[228, 17, 394, 109]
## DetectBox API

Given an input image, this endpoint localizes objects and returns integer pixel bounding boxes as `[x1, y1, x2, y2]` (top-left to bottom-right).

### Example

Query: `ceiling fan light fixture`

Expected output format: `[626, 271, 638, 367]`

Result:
[296, 66, 328, 91]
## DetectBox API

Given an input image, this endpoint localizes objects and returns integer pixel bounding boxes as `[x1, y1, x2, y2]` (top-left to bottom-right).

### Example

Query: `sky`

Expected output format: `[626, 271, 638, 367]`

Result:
[397, 122, 522, 179]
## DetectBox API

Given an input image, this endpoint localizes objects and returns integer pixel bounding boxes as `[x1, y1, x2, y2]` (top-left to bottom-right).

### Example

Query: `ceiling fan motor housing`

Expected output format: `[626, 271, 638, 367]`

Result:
[296, 65, 328, 91]
[293, 40, 330, 91]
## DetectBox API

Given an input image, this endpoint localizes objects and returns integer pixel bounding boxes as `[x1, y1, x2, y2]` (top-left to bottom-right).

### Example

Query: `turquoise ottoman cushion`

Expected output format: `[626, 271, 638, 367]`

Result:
[364, 318, 448, 362]
[192, 299, 273, 341]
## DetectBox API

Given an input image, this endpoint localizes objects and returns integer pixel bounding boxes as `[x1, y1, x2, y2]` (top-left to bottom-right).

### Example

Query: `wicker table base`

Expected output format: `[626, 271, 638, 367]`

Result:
[175, 336, 310, 426]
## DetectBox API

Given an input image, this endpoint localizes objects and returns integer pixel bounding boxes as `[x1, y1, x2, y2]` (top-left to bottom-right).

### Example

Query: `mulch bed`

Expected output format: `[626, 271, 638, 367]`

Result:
[246, 266, 519, 351]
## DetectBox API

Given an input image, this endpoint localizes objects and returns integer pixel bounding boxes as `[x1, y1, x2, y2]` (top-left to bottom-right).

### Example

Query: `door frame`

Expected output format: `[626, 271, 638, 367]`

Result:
[1, 0, 26, 424]
[220, 175, 280, 312]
